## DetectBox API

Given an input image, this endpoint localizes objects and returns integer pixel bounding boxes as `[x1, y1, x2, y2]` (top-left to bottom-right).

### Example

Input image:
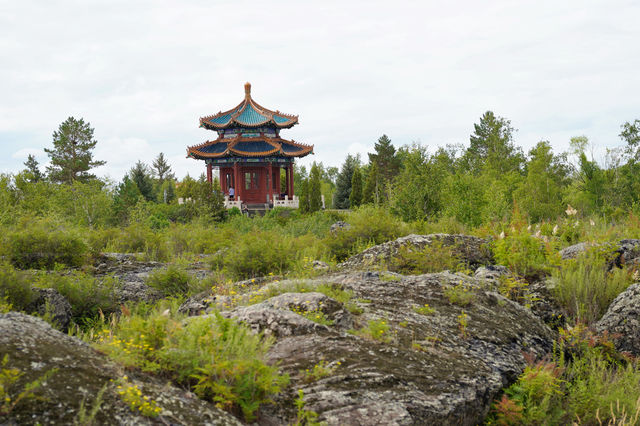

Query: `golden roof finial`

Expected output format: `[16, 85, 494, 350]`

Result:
[244, 82, 251, 98]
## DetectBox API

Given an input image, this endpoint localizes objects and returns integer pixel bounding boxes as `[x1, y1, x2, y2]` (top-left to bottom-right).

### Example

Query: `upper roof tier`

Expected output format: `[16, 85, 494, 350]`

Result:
[200, 82, 298, 130]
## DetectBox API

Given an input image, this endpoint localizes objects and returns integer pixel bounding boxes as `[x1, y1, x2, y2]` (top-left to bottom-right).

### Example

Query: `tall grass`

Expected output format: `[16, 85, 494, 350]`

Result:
[552, 247, 633, 325]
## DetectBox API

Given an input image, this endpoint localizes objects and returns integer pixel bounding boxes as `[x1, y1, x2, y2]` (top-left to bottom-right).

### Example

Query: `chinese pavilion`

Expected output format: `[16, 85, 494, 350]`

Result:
[186, 82, 313, 208]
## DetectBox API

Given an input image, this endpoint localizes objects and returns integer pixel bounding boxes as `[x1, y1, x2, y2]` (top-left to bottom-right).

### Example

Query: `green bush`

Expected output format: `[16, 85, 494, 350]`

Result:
[323, 206, 407, 261]
[0, 262, 34, 311]
[389, 241, 461, 274]
[90, 302, 288, 421]
[6, 226, 88, 269]
[492, 229, 550, 280]
[217, 230, 312, 280]
[552, 246, 633, 325]
[145, 264, 194, 297]
[35, 271, 120, 324]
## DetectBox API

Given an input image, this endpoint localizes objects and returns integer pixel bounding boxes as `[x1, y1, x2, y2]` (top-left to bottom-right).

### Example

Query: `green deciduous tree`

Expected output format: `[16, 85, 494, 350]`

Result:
[45, 117, 105, 183]
[620, 119, 640, 161]
[514, 141, 569, 222]
[389, 144, 446, 221]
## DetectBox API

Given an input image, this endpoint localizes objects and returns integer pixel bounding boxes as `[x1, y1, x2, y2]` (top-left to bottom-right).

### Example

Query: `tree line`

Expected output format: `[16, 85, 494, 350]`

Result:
[10, 113, 640, 228]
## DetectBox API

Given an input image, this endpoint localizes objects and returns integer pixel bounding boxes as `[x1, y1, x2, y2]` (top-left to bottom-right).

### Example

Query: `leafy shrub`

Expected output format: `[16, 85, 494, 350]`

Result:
[0, 262, 34, 311]
[217, 230, 313, 280]
[6, 226, 88, 269]
[552, 246, 633, 325]
[35, 271, 120, 324]
[91, 303, 288, 421]
[145, 264, 194, 297]
[389, 241, 461, 274]
[323, 206, 407, 261]
[492, 229, 550, 280]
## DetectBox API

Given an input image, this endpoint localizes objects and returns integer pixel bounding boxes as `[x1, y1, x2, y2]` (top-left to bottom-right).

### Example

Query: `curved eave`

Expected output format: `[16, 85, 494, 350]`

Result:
[199, 96, 298, 130]
[187, 137, 314, 159]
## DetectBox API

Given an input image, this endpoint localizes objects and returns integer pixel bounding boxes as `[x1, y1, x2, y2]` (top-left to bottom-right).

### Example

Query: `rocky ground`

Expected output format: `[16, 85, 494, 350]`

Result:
[3, 234, 640, 425]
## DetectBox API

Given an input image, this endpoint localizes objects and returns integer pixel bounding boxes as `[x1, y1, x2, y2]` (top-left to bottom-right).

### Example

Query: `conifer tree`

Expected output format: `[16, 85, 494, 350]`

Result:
[23, 154, 44, 183]
[369, 135, 400, 187]
[334, 154, 359, 209]
[45, 117, 105, 183]
[362, 162, 378, 205]
[349, 166, 362, 208]
[309, 162, 322, 212]
[129, 161, 154, 201]
[152, 152, 175, 182]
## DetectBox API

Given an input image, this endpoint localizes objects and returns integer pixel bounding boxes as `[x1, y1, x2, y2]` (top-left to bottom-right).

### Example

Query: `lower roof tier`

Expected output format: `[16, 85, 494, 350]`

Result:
[187, 136, 313, 160]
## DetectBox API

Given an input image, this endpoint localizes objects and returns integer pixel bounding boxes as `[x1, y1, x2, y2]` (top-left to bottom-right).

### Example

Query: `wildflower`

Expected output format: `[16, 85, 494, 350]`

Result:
[565, 204, 577, 216]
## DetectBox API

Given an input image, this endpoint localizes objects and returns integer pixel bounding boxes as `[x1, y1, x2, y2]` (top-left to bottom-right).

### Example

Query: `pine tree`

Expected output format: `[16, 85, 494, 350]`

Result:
[334, 154, 359, 209]
[45, 117, 106, 183]
[152, 152, 175, 182]
[309, 162, 322, 212]
[349, 167, 362, 208]
[23, 154, 44, 183]
[368, 135, 400, 187]
[129, 161, 154, 201]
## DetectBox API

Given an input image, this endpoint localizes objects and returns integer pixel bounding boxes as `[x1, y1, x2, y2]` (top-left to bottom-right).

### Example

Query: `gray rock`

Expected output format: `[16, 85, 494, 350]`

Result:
[559, 242, 593, 260]
[0, 312, 242, 425]
[474, 265, 510, 284]
[222, 305, 330, 337]
[340, 234, 493, 271]
[615, 239, 640, 267]
[330, 221, 351, 235]
[257, 271, 554, 425]
[115, 280, 164, 305]
[596, 284, 640, 355]
[27, 287, 73, 331]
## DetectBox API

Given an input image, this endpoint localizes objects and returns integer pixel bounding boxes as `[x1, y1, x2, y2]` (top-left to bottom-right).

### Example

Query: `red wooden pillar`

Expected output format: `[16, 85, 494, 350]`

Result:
[289, 163, 295, 197]
[267, 162, 273, 203]
[284, 165, 290, 198]
[206, 163, 213, 184]
[233, 162, 240, 201]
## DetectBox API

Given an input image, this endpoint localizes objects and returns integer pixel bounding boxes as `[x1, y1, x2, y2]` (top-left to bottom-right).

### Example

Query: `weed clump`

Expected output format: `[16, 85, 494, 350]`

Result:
[145, 264, 194, 297]
[91, 302, 288, 422]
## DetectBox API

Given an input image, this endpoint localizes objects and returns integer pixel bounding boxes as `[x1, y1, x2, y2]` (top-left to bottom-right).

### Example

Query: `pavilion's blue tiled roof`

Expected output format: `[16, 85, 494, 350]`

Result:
[235, 104, 268, 126]
[200, 142, 228, 154]
[200, 83, 298, 130]
[280, 141, 305, 153]
[187, 136, 313, 160]
[233, 141, 276, 153]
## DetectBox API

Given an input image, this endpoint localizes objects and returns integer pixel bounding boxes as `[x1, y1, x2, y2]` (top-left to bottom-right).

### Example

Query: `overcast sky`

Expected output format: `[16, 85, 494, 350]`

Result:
[1, 0, 639, 181]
